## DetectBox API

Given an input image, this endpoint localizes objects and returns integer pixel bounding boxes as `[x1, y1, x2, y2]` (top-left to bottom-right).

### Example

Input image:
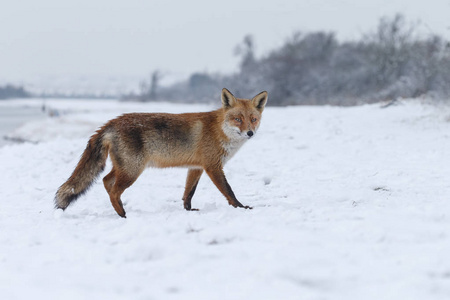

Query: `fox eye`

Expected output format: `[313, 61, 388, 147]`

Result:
[251, 118, 257, 123]
[234, 118, 242, 122]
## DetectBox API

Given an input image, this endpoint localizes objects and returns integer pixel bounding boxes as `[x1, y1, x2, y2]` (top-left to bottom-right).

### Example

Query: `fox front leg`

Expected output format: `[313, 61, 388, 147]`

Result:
[182, 168, 203, 211]
[205, 168, 252, 209]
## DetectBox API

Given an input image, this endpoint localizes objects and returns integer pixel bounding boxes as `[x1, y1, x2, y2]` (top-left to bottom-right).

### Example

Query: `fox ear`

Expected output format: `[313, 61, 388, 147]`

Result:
[221, 88, 237, 108]
[252, 91, 268, 111]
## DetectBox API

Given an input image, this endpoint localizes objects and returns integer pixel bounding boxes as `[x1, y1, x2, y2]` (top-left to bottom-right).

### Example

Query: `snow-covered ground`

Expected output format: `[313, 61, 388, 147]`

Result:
[1, 98, 450, 300]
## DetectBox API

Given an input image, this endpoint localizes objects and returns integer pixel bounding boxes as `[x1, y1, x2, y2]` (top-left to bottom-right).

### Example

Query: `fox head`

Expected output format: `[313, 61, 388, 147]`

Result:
[221, 88, 268, 140]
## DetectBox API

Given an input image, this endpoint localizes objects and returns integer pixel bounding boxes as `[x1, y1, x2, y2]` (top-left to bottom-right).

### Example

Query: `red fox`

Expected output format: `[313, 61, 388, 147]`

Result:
[55, 88, 268, 217]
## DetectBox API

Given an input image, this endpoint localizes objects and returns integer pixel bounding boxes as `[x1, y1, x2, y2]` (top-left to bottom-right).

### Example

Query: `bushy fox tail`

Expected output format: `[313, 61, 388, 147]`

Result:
[55, 129, 109, 210]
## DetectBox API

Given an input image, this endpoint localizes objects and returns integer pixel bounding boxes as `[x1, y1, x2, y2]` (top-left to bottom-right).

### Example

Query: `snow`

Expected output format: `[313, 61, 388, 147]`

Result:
[1, 99, 450, 300]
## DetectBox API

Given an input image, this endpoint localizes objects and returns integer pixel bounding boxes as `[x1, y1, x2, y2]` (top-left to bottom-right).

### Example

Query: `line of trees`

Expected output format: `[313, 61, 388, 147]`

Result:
[0, 85, 30, 100]
[131, 14, 450, 106]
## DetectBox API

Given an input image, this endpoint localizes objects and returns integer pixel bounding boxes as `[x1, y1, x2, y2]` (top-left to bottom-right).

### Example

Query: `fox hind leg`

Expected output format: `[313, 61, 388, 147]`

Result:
[108, 170, 141, 218]
[103, 168, 116, 194]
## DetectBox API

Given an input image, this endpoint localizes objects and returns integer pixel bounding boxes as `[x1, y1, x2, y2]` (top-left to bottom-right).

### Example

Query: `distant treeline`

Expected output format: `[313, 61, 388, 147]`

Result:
[128, 14, 450, 106]
[0, 85, 30, 100]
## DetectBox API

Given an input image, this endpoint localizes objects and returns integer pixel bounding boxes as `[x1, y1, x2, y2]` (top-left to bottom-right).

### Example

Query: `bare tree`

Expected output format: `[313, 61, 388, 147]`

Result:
[149, 70, 162, 101]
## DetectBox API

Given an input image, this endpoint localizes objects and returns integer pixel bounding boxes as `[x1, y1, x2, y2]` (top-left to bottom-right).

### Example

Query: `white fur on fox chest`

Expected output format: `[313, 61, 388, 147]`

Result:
[221, 124, 247, 165]
[221, 139, 246, 165]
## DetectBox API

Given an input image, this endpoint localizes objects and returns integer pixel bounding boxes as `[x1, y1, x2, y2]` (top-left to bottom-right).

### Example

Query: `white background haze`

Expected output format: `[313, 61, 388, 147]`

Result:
[1, 0, 449, 89]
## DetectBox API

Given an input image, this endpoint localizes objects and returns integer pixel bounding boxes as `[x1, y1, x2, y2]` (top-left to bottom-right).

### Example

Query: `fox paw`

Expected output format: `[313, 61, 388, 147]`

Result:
[184, 203, 199, 211]
[230, 202, 253, 209]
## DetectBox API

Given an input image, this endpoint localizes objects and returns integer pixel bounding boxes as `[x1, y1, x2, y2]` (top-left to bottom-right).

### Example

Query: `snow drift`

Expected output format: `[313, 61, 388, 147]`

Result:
[0, 99, 449, 300]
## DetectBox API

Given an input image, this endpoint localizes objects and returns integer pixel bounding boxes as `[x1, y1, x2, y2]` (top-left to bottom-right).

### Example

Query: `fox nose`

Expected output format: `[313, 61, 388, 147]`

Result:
[247, 131, 254, 137]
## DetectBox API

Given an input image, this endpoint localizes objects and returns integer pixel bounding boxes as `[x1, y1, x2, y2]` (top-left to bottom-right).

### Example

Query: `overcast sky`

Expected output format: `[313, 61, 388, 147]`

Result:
[1, 0, 449, 86]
